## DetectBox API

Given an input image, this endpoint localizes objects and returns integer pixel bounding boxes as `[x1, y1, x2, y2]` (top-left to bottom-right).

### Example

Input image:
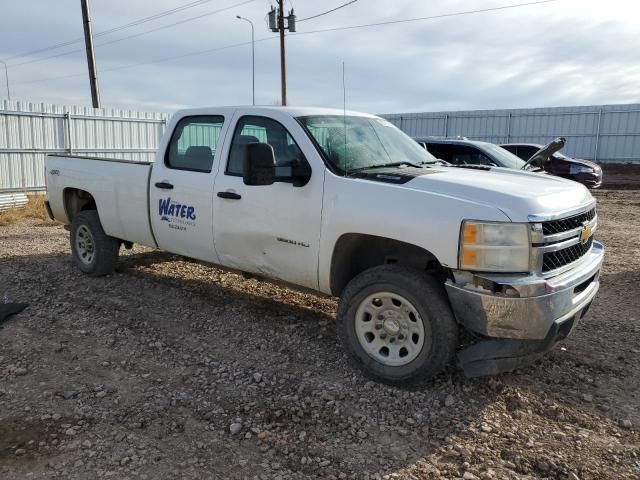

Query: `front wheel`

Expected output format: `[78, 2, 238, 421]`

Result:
[70, 210, 120, 276]
[336, 265, 458, 384]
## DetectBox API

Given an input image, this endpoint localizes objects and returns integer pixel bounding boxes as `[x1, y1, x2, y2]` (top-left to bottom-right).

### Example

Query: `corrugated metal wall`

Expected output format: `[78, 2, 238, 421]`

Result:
[383, 103, 640, 164]
[0, 100, 167, 193]
[3, 101, 638, 193]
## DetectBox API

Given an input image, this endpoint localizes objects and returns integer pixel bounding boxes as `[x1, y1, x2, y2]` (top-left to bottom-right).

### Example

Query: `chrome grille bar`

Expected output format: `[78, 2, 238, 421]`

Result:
[530, 207, 597, 276]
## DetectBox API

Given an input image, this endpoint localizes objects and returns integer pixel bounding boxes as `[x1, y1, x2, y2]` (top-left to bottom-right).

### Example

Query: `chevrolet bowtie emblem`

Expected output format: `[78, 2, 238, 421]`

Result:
[580, 222, 593, 244]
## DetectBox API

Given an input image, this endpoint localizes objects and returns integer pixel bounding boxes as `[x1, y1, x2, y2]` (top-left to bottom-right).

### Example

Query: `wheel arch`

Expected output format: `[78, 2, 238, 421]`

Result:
[329, 233, 448, 297]
[63, 187, 97, 223]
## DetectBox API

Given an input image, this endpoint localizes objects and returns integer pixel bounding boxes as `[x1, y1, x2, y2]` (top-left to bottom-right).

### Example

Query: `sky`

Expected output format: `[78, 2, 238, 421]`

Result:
[0, 0, 639, 115]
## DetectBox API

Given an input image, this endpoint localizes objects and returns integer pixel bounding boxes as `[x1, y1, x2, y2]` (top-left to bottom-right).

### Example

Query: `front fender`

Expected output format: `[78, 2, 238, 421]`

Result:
[317, 173, 509, 294]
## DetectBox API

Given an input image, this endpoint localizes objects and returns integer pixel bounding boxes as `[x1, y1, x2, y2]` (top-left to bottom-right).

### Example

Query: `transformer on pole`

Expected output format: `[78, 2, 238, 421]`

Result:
[269, 2, 295, 106]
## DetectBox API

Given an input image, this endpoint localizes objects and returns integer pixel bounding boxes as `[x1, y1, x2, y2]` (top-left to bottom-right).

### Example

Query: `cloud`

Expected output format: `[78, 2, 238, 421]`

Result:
[1, 0, 638, 114]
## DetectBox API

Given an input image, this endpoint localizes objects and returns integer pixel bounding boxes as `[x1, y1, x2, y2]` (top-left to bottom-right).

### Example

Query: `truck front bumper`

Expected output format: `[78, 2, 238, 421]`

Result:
[445, 241, 604, 376]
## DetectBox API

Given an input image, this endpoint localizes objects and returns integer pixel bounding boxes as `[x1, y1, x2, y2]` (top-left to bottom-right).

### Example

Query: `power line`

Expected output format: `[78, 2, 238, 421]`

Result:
[9, 47, 85, 69]
[297, 0, 358, 23]
[8, 0, 256, 69]
[294, 0, 559, 34]
[2, 0, 230, 63]
[91, 0, 218, 36]
[106, 38, 272, 73]
[13, 0, 560, 87]
[3, 0, 217, 62]
[14, 37, 276, 85]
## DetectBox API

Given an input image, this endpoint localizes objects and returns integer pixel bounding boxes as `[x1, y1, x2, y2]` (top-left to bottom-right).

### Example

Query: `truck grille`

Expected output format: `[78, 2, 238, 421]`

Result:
[541, 208, 596, 235]
[542, 236, 594, 273]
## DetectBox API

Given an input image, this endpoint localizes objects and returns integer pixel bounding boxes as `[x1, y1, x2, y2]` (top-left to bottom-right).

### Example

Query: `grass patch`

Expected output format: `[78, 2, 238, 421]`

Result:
[0, 196, 59, 227]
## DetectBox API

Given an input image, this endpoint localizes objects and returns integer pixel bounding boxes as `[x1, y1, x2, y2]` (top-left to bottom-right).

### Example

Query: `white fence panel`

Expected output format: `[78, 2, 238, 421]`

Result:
[0, 100, 167, 193]
[383, 103, 640, 164]
[3, 101, 638, 193]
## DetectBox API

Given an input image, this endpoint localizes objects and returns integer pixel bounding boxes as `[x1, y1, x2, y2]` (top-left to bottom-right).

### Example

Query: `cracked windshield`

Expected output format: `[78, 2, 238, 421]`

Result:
[299, 115, 439, 173]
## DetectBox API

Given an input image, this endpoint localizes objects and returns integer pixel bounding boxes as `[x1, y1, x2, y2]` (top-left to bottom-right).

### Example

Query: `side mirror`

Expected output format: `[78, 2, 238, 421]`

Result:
[290, 158, 312, 187]
[243, 143, 275, 186]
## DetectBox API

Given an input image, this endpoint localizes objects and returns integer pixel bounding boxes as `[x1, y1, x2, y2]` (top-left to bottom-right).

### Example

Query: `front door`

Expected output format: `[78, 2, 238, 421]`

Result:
[149, 114, 227, 263]
[212, 113, 324, 290]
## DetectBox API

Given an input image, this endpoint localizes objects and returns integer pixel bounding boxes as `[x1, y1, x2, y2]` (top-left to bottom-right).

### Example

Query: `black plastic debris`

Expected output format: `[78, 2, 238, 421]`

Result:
[458, 316, 577, 377]
[0, 303, 28, 325]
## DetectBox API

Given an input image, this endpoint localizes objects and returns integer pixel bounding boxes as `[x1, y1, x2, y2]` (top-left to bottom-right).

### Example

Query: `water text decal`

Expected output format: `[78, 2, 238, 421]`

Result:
[158, 197, 196, 231]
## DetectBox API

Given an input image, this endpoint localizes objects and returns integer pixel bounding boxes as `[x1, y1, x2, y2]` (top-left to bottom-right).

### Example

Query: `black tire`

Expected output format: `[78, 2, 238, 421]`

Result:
[336, 265, 458, 384]
[70, 210, 120, 276]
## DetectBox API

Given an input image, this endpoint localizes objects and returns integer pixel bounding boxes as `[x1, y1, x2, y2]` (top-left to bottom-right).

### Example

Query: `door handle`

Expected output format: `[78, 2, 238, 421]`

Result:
[155, 182, 174, 190]
[217, 191, 241, 200]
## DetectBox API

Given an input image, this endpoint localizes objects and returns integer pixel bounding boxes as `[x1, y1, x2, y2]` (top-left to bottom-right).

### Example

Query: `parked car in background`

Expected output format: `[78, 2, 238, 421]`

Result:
[415, 137, 534, 170]
[500, 140, 603, 188]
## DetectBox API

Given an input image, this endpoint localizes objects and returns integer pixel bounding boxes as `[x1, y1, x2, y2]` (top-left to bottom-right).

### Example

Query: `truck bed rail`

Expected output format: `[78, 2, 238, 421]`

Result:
[47, 153, 152, 165]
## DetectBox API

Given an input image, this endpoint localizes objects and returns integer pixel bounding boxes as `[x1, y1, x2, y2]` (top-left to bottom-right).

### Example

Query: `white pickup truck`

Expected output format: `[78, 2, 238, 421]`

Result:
[45, 106, 604, 382]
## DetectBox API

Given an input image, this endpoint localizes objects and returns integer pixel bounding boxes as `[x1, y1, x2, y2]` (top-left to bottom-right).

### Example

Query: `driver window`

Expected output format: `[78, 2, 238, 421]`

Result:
[226, 116, 307, 179]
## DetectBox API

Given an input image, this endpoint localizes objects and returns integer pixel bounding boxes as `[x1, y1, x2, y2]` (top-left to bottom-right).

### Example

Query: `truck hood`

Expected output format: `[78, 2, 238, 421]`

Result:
[407, 166, 593, 221]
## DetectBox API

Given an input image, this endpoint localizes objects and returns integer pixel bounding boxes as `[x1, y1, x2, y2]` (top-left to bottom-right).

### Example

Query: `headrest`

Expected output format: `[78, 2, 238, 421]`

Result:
[237, 135, 260, 144]
[185, 146, 212, 158]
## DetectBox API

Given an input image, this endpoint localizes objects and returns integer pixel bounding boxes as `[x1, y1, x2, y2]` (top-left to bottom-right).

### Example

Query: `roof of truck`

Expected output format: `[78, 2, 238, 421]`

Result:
[174, 105, 377, 118]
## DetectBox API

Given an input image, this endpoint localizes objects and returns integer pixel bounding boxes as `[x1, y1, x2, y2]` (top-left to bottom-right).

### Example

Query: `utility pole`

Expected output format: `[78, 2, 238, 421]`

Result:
[277, 0, 286, 106]
[80, 0, 101, 108]
[268, 3, 295, 106]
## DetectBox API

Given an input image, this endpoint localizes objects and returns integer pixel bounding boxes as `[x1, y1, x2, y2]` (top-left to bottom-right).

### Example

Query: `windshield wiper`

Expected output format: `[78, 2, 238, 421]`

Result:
[352, 161, 423, 171]
[452, 164, 492, 171]
[422, 159, 450, 166]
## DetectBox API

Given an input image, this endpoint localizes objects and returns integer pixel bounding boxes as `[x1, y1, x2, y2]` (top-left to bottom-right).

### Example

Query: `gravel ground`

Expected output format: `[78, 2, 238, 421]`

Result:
[0, 189, 638, 480]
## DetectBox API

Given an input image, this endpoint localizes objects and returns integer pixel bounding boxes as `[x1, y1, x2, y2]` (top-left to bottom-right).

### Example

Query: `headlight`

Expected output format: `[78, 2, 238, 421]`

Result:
[569, 164, 594, 175]
[459, 221, 530, 272]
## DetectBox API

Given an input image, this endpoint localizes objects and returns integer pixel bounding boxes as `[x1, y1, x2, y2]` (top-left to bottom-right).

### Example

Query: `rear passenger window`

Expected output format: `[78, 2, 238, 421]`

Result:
[166, 116, 224, 172]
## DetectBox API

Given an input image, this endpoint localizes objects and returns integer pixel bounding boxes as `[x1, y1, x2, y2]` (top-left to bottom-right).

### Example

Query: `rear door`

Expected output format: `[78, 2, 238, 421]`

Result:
[149, 114, 230, 262]
[212, 112, 324, 290]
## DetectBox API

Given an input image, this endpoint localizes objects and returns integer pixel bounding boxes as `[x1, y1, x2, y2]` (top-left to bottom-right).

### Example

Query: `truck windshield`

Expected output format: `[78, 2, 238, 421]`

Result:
[297, 115, 439, 173]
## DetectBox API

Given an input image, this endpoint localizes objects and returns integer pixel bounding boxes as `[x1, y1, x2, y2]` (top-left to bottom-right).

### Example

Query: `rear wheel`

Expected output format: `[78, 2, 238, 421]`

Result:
[70, 210, 120, 276]
[337, 265, 458, 384]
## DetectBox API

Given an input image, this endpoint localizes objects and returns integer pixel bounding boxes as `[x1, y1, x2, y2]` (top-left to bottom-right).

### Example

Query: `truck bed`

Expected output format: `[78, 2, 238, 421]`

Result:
[46, 154, 157, 248]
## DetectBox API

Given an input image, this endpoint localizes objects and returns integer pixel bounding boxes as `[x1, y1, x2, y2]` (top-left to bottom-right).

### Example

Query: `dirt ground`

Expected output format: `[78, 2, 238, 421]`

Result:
[602, 164, 640, 188]
[0, 189, 638, 480]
